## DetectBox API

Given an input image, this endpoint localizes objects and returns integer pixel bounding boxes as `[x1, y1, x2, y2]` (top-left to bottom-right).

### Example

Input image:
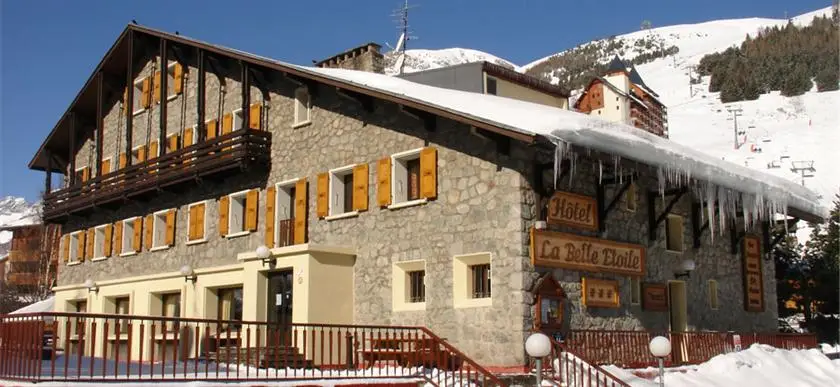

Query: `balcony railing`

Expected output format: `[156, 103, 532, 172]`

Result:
[43, 129, 271, 221]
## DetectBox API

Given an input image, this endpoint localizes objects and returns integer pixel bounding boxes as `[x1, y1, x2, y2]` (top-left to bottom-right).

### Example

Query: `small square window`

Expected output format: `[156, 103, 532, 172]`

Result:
[486, 76, 497, 95]
[470, 264, 491, 299]
[229, 191, 248, 234]
[408, 270, 425, 303]
[328, 166, 357, 216]
[152, 210, 169, 248]
[121, 217, 138, 254]
[391, 150, 422, 204]
[666, 214, 684, 252]
[630, 277, 641, 305]
[392, 260, 426, 311]
[232, 108, 244, 131]
[294, 87, 311, 126]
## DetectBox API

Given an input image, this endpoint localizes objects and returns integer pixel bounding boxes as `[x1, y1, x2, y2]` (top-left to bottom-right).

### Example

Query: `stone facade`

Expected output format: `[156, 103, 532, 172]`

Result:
[56, 46, 778, 368]
[315, 43, 384, 73]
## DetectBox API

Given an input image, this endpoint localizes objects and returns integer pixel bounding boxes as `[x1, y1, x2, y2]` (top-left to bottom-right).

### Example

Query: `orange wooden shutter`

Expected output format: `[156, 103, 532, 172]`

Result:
[316, 172, 329, 218]
[114, 222, 123, 255]
[187, 206, 196, 240]
[173, 63, 184, 94]
[86, 228, 95, 260]
[77, 232, 86, 262]
[183, 129, 194, 147]
[206, 119, 218, 139]
[219, 195, 230, 236]
[245, 189, 259, 232]
[62, 235, 69, 262]
[153, 71, 162, 104]
[165, 209, 176, 246]
[101, 159, 111, 176]
[222, 113, 233, 134]
[420, 147, 438, 199]
[294, 179, 307, 244]
[352, 164, 369, 211]
[195, 203, 205, 239]
[167, 135, 180, 152]
[144, 215, 154, 250]
[149, 141, 159, 159]
[133, 217, 142, 252]
[81, 167, 90, 182]
[104, 224, 113, 257]
[137, 145, 147, 162]
[141, 77, 151, 108]
[249, 103, 261, 129]
[265, 186, 276, 247]
[119, 153, 127, 169]
[377, 157, 391, 207]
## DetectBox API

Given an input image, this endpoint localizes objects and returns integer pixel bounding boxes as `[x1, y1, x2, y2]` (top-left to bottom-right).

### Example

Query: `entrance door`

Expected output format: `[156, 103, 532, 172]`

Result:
[668, 281, 687, 331]
[267, 270, 294, 344]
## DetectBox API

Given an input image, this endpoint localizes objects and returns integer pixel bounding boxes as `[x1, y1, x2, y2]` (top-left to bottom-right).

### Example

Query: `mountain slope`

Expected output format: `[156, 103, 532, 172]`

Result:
[382, 47, 519, 76]
[0, 196, 40, 256]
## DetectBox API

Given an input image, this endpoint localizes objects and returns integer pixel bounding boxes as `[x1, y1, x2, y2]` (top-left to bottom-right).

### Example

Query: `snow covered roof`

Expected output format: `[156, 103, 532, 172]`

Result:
[29, 25, 828, 223]
[9, 296, 54, 314]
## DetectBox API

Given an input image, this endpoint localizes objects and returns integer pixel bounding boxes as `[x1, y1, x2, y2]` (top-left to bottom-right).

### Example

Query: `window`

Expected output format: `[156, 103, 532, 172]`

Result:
[409, 271, 425, 303]
[391, 149, 422, 205]
[74, 300, 87, 313]
[471, 264, 491, 299]
[630, 277, 641, 305]
[486, 76, 497, 95]
[392, 260, 426, 311]
[328, 165, 356, 216]
[217, 287, 243, 332]
[274, 181, 298, 247]
[132, 78, 146, 113]
[131, 145, 146, 164]
[708, 280, 719, 310]
[625, 182, 637, 212]
[165, 62, 182, 99]
[294, 87, 311, 126]
[113, 296, 130, 335]
[665, 214, 684, 252]
[74, 167, 88, 185]
[232, 108, 244, 131]
[187, 201, 207, 243]
[229, 191, 248, 235]
[161, 293, 181, 332]
[152, 210, 169, 249]
[93, 225, 107, 260]
[453, 253, 492, 308]
[121, 217, 139, 255]
[68, 231, 82, 263]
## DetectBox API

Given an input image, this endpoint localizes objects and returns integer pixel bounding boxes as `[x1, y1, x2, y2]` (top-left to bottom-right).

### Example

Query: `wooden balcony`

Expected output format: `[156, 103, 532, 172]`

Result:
[7, 273, 41, 286]
[43, 129, 271, 221]
[8, 251, 41, 263]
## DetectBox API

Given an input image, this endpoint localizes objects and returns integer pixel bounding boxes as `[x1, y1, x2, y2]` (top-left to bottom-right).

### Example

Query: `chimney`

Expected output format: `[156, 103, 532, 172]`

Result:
[314, 43, 384, 74]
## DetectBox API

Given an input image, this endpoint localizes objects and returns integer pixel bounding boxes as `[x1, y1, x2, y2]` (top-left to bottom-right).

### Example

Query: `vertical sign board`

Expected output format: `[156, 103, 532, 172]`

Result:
[742, 235, 764, 312]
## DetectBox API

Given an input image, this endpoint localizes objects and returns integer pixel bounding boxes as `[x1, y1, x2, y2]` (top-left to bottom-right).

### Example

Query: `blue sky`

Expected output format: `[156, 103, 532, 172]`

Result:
[0, 0, 830, 202]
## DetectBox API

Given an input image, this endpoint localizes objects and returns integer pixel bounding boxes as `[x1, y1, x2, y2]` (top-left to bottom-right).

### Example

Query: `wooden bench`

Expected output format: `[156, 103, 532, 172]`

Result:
[359, 337, 460, 370]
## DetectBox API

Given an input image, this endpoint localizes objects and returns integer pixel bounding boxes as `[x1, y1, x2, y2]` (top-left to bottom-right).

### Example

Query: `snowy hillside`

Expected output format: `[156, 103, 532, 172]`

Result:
[382, 47, 519, 76]
[0, 196, 40, 256]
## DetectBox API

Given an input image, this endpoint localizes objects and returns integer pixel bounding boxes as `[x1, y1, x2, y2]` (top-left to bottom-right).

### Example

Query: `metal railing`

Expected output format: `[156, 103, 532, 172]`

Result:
[564, 329, 818, 368]
[42, 129, 271, 221]
[532, 336, 630, 387]
[0, 312, 505, 386]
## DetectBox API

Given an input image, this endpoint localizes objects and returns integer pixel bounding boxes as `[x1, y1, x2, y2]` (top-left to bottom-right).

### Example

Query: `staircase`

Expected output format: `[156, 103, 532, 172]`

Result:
[534, 338, 630, 387]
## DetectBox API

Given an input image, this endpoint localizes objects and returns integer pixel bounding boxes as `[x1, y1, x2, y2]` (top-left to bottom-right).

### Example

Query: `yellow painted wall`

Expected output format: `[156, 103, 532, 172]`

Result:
[485, 74, 569, 109]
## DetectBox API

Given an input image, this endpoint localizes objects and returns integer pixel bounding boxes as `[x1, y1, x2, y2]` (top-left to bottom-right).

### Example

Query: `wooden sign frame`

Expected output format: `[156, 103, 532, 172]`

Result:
[641, 282, 668, 311]
[530, 229, 646, 276]
[742, 235, 764, 312]
[546, 191, 599, 231]
[581, 277, 619, 308]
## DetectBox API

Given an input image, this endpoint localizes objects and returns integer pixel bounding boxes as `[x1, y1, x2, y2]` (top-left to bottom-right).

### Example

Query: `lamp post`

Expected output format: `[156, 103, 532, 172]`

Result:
[525, 332, 552, 387]
[180, 264, 197, 283]
[84, 279, 98, 294]
[649, 336, 671, 387]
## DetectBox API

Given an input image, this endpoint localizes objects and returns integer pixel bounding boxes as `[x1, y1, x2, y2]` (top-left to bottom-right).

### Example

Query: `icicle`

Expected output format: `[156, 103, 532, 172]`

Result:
[553, 139, 566, 190]
[657, 167, 666, 200]
[598, 160, 603, 185]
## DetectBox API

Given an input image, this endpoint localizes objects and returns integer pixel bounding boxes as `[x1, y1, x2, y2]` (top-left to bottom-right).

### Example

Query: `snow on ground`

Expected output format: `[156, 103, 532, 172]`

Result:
[603, 344, 840, 387]
[383, 47, 520, 76]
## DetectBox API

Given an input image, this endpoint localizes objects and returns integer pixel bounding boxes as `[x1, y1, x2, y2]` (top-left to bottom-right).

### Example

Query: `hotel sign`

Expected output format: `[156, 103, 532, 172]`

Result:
[547, 191, 598, 231]
[742, 235, 764, 312]
[530, 229, 646, 276]
[582, 278, 619, 308]
[642, 283, 668, 311]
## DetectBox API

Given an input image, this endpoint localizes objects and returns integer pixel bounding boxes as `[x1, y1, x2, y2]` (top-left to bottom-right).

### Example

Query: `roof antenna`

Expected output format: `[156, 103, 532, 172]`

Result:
[389, 0, 419, 75]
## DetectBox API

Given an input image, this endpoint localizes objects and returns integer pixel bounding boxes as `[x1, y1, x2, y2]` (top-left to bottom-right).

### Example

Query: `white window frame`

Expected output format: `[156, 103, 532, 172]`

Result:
[327, 164, 359, 219]
[150, 209, 171, 251]
[392, 260, 426, 312]
[232, 108, 244, 131]
[389, 148, 428, 210]
[453, 252, 493, 309]
[293, 87, 311, 128]
[273, 179, 299, 243]
[92, 224, 108, 261]
[132, 78, 146, 115]
[165, 61, 179, 101]
[665, 214, 684, 253]
[67, 231, 82, 265]
[120, 217, 139, 256]
[227, 189, 250, 238]
[186, 200, 209, 245]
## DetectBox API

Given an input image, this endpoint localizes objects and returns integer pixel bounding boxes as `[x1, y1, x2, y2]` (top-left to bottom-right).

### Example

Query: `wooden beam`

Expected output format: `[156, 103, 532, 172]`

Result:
[124, 29, 134, 167]
[648, 187, 687, 241]
[196, 48, 206, 142]
[158, 38, 168, 157]
[729, 219, 746, 254]
[68, 113, 76, 186]
[598, 179, 633, 233]
[96, 71, 104, 178]
[692, 201, 703, 248]
[401, 105, 437, 132]
[338, 88, 374, 113]
[45, 150, 52, 194]
[241, 61, 250, 130]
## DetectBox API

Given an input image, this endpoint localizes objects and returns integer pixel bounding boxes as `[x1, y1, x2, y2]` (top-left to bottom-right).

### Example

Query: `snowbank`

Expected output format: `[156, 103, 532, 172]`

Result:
[614, 343, 840, 387]
[10, 296, 54, 314]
